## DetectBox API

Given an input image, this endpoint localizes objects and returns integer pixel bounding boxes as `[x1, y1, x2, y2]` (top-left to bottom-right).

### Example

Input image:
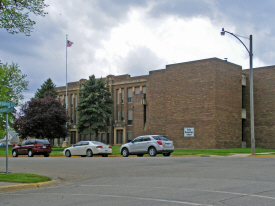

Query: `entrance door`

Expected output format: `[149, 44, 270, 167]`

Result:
[116, 130, 123, 144]
[71, 131, 76, 144]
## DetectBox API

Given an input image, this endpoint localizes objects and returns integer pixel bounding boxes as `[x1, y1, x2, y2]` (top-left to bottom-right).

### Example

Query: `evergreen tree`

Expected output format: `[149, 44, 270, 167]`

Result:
[33, 78, 58, 99]
[77, 75, 113, 139]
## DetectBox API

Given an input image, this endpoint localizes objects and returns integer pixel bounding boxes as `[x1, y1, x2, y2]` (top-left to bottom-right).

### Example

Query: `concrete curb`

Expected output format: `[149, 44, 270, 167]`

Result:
[0, 180, 56, 193]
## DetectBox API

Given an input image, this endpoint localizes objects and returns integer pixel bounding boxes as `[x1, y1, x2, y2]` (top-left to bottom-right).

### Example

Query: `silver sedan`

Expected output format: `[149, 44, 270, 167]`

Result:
[120, 135, 174, 157]
[63, 141, 112, 157]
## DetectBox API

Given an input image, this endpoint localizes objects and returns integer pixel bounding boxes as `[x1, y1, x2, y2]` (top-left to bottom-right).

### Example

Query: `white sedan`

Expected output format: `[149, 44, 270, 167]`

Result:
[63, 141, 112, 157]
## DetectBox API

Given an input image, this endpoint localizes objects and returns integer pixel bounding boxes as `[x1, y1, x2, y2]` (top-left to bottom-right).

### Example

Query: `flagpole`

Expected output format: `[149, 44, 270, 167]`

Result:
[66, 34, 68, 114]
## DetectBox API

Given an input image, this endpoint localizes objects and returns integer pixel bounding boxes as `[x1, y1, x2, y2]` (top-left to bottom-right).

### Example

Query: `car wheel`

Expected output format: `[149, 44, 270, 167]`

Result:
[65, 150, 71, 157]
[122, 148, 129, 157]
[163, 153, 171, 157]
[102, 154, 108, 157]
[148, 147, 157, 157]
[44, 153, 49, 157]
[137, 154, 143, 157]
[28, 150, 33, 157]
[86, 149, 93, 157]
[12, 150, 18, 157]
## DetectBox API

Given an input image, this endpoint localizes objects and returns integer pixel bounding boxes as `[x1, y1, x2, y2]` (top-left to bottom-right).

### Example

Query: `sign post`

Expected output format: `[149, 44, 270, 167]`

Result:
[0, 101, 15, 175]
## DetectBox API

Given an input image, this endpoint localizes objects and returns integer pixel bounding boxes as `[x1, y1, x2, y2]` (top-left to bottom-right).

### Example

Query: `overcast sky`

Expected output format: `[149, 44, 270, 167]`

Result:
[1, 0, 274, 103]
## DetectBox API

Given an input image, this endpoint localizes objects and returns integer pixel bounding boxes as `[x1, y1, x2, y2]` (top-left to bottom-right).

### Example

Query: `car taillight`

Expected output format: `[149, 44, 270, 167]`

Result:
[157, 141, 162, 145]
[109, 146, 111, 149]
[96, 146, 103, 148]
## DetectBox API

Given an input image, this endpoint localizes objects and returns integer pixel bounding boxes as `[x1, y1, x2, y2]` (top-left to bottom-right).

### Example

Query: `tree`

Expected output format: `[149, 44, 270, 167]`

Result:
[33, 78, 58, 99]
[0, 0, 48, 36]
[0, 62, 29, 103]
[0, 62, 28, 137]
[13, 96, 69, 140]
[77, 75, 113, 139]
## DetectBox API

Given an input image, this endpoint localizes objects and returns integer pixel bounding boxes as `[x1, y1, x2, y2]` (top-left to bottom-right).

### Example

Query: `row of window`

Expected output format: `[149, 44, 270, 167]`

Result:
[116, 86, 146, 104]
[58, 94, 78, 108]
[117, 110, 133, 125]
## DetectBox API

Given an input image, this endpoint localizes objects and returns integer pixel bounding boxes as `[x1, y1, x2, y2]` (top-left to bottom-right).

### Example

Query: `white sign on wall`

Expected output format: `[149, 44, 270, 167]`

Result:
[184, 127, 194, 137]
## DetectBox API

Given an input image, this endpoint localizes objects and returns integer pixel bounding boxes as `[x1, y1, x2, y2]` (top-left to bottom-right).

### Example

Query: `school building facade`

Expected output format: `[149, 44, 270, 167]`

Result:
[56, 58, 275, 149]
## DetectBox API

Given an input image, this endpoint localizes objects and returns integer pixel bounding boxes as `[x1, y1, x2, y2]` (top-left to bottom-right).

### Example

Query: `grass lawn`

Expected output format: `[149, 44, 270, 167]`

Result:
[1, 146, 275, 157]
[0, 173, 51, 183]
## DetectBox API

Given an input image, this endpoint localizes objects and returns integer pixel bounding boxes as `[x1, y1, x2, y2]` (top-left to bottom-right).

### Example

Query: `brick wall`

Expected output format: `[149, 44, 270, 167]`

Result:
[243, 66, 275, 148]
[146, 58, 242, 148]
[214, 60, 242, 148]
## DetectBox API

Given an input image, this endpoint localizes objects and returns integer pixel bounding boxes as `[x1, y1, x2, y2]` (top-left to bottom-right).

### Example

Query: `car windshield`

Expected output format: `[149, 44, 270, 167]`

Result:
[92, 141, 106, 145]
[153, 135, 171, 141]
[36, 140, 50, 145]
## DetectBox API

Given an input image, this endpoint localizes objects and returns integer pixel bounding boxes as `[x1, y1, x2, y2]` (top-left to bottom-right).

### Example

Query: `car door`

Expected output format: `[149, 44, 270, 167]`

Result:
[17, 140, 27, 155]
[80, 141, 90, 155]
[70, 142, 82, 155]
[128, 137, 143, 153]
[139, 137, 151, 152]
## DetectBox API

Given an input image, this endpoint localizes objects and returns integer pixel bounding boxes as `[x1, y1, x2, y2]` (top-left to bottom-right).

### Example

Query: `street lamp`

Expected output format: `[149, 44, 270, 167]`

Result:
[221, 28, 255, 155]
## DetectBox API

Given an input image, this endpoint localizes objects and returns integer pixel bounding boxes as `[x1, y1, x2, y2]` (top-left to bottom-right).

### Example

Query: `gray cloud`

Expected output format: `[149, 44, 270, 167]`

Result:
[1, 0, 275, 103]
[118, 46, 166, 77]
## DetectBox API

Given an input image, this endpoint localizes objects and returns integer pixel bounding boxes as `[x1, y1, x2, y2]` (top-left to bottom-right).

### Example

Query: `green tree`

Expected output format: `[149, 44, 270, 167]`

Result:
[33, 78, 58, 99]
[0, 0, 48, 36]
[13, 96, 69, 140]
[77, 75, 113, 139]
[0, 62, 29, 103]
[0, 62, 28, 137]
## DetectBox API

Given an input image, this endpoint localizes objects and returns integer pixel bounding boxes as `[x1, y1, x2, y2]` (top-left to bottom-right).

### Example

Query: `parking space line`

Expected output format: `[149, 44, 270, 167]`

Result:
[76, 184, 275, 200]
[2, 192, 214, 206]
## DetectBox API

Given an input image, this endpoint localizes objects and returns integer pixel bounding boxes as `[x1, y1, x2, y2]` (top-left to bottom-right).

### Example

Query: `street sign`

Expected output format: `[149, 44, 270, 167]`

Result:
[0, 107, 14, 113]
[0, 101, 15, 107]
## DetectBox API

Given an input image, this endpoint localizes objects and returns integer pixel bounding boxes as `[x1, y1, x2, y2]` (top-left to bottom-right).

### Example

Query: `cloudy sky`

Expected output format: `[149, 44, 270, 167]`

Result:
[1, 0, 274, 102]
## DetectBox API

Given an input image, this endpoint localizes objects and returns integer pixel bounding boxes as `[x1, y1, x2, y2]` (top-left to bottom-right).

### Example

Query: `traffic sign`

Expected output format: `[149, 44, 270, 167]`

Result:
[0, 101, 15, 107]
[0, 107, 14, 113]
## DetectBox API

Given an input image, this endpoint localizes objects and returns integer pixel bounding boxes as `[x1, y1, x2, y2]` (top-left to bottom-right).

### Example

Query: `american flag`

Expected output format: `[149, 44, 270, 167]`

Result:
[67, 40, 73, 47]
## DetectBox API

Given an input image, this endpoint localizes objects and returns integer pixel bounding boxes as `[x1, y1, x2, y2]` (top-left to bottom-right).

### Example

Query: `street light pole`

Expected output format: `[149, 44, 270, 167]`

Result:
[221, 28, 255, 155]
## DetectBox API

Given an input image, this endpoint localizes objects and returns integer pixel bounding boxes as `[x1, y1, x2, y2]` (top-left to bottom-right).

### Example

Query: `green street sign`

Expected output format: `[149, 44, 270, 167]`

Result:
[0, 107, 14, 113]
[0, 101, 15, 107]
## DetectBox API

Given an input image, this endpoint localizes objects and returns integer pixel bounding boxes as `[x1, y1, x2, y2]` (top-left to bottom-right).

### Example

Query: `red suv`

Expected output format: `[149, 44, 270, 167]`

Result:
[12, 139, 52, 157]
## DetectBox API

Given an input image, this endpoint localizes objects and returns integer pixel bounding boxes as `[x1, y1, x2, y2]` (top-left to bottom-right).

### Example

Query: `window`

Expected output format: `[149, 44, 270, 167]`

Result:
[132, 137, 142, 143]
[127, 88, 132, 103]
[21, 141, 26, 146]
[121, 88, 124, 103]
[128, 110, 133, 125]
[116, 89, 119, 104]
[142, 86, 146, 94]
[81, 142, 89, 146]
[135, 87, 140, 95]
[143, 137, 151, 141]
[121, 111, 124, 121]
[117, 111, 120, 121]
[36, 140, 50, 145]
[127, 132, 133, 142]
[75, 94, 77, 108]
[71, 94, 73, 107]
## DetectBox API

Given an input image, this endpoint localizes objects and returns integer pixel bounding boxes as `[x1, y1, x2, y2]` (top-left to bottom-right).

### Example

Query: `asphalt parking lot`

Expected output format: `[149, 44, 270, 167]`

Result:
[1, 156, 275, 206]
